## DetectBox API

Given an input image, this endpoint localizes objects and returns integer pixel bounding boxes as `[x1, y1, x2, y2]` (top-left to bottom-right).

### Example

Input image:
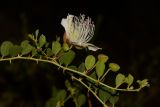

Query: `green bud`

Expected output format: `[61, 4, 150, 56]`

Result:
[63, 43, 70, 51]
[98, 54, 109, 63]
[56, 36, 60, 42]
[28, 34, 34, 40]
[109, 63, 120, 72]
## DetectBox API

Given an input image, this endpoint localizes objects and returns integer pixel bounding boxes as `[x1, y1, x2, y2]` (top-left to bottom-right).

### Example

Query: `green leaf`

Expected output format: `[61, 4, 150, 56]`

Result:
[96, 61, 105, 78]
[45, 42, 49, 48]
[77, 94, 86, 107]
[59, 50, 75, 66]
[137, 79, 150, 88]
[68, 65, 77, 70]
[21, 40, 33, 55]
[56, 101, 61, 107]
[89, 71, 97, 79]
[46, 86, 63, 107]
[9, 45, 22, 57]
[35, 29, 39, 38]
[109, 63, 120, 72]
[78, 62, 86, 72]
[51, 86, 58, 97]
[31, 47, 38, 57]
[85, 55, 96, 70]
[21, 40, 29, 47]
[1, 41, 13, 57]
[46, 98, 58, 107]
[58, 50, 65, 65]
[99, 88, 111, 103]
[65, 80, 72, 89]
[52, 41, 61, 55]
[46, 48, 54, 57]
[115, 73, 125, 88]
[56, 36, 60, 42]
[56, 89, 67, 101]
[39, 34, 46, 48]
[86, 71, 97, 83]
[125, 74, 134, 88]
[63, 50, 75, 66]
[28, 34, 34, 40]
[109, 95, 119, 105]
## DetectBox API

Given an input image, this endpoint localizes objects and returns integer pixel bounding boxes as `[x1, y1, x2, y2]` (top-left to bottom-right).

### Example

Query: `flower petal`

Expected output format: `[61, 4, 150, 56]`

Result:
[86, 43, 102, 51]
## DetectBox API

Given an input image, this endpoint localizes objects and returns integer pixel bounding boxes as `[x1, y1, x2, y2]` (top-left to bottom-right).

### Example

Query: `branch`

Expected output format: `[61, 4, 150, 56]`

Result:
[72, 76, 109, 107]
[0, 56, 140, 92]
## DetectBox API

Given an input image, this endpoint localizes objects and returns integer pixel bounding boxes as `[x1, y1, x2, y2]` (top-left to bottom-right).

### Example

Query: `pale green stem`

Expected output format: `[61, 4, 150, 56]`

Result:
[112, 104, 115, 107]
[73, 96, 79, 107]
[100, 68, 111, 81]
[72, 76, 109, 107]
[63, 94, 72, 104]
[0, 56, 139, 92]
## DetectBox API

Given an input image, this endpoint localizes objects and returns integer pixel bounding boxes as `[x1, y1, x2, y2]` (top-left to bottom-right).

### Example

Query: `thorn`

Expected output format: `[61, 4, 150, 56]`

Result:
[63, 68, 66, 74]
[36, 59, 38, 64]
[58, 66, 60, 70]
[79, 77, 82, 81]
[71, 76, 74, 81]
[9, 59, 12, 64]
[18, 54, 21, 57]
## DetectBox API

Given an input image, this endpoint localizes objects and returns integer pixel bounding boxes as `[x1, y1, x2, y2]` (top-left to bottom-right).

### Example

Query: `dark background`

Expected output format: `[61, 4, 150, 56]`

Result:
[0, 0, 160, 107]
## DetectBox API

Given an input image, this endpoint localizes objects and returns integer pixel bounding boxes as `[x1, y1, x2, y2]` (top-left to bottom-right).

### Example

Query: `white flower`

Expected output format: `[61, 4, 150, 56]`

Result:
[61, 14, 102, 51]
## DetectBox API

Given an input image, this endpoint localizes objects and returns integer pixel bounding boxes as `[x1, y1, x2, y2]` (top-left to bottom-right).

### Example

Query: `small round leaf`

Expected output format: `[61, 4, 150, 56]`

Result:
[115, 73, 125, 88]
[109, 63, 120, 72]
[9, 45, 22, 57]
[85, 55, 96, 70]
[125, 74, 134, 87]
[56, 89, 67, 101]
[78, 62, 86, 72]
[21, 40, 33, 55]
[1, 41, 13, 57]
[52, 41, 61, 55]
[109, 95, 119, 105]
[46, 48, 54, 57]
[96, 61, 105, 78]
[39, 34, 46, 48]
[77, 94, 86, 107]
[99, 88, 111, 103]
[59, 50, 75, 66]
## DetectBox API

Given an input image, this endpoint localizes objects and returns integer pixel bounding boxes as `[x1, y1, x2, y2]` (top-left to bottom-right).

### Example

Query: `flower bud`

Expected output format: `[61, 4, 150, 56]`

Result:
[98, 54, 109, 63]
[63, 43, 70, 51]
